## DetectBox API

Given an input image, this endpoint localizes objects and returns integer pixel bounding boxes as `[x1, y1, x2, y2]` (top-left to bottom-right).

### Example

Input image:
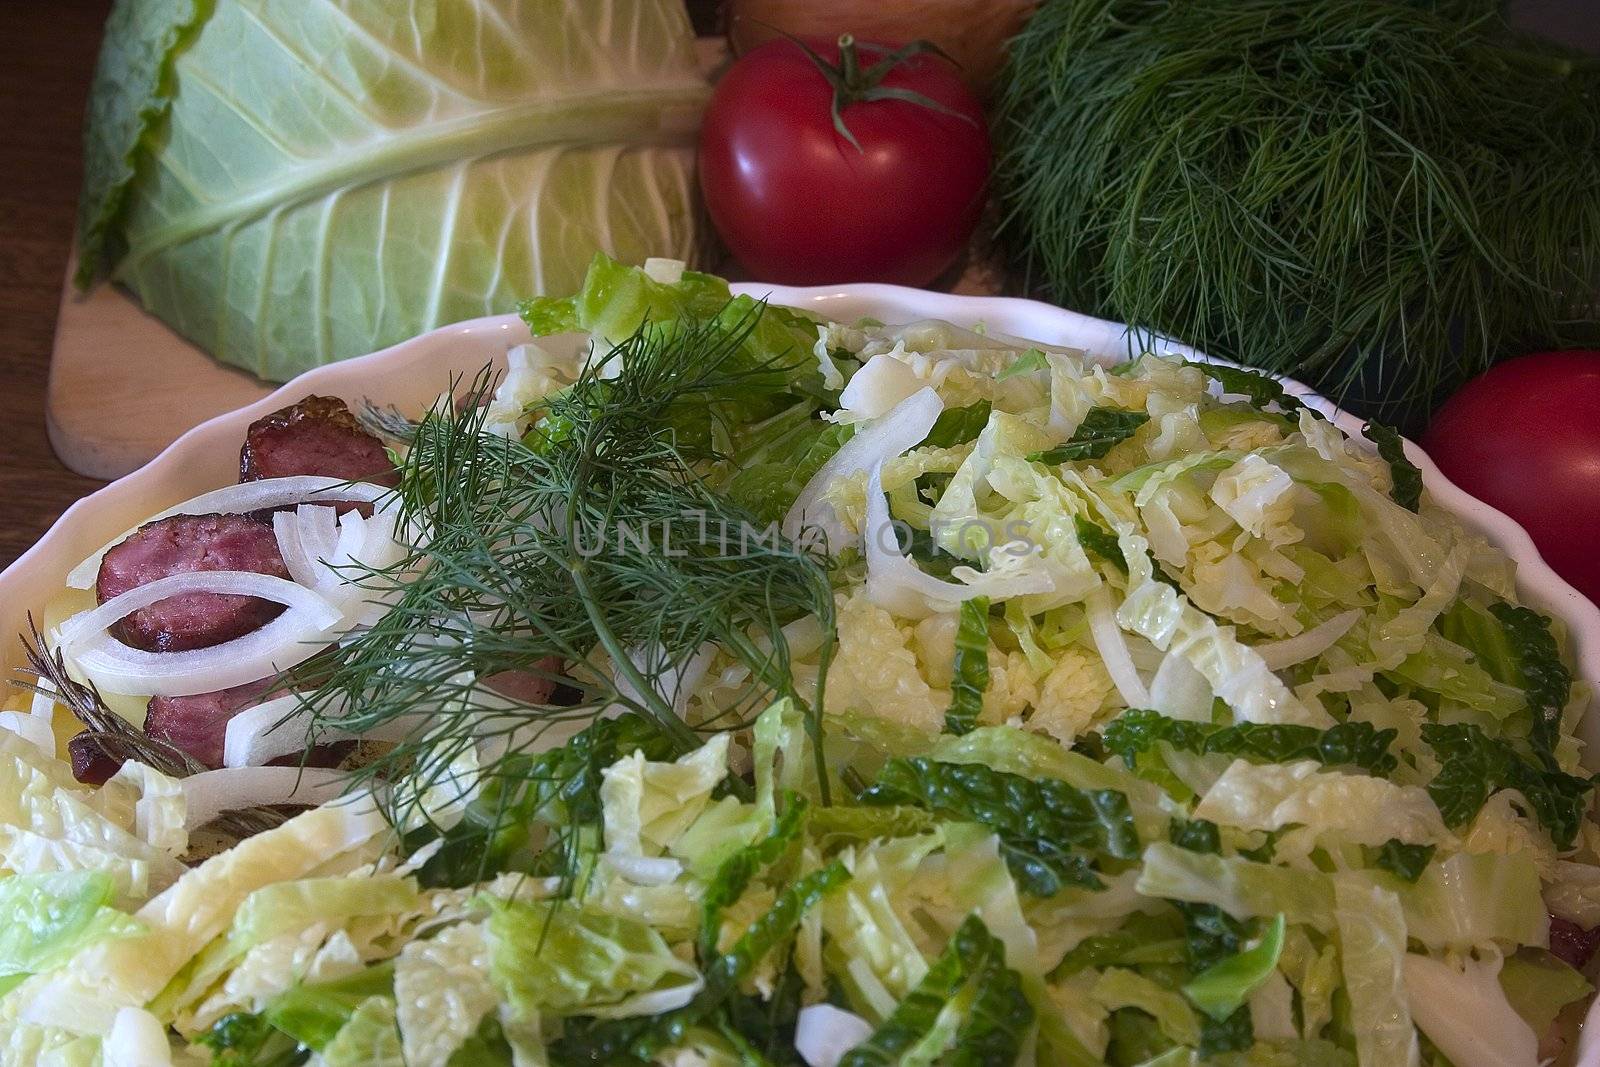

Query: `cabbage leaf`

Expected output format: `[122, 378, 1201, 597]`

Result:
[78, 0, 708, 379]
[862, 758, 1139, 895]
[839, 915, 1034, 1067]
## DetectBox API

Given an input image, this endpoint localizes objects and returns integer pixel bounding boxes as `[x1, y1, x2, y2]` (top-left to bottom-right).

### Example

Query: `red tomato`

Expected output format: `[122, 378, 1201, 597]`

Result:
[699, 35, 990, 287]
[1423, 351, 1600, 606]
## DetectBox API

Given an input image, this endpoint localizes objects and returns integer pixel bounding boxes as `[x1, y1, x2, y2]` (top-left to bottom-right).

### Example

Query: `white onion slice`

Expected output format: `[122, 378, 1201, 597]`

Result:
[181, 766, 348, 831]
[0, 710, 55, 757]
[105, 1008, 172, 1067]
[60, 572, 336, 653]
[1253, 609, 1362, 670]
[273, 504, 408, 635]
[783, 387, 943, 548]
[223, 695, 320, 768]
[612, 642, 716, 718]
[837, 353, 925, 421]
[29, 678, 58, 720]
[1087, 585, 1151, 707]
[603, 853, 683, 886]
[223, 694, 427, 768]
[61, 572, 342, 697]
[861, 464, 1052, 619]
[67, 477, 393, 589]
[274, 505, 340, 589]
[795, 1004, 874, 1067]
[863, 463, 976, 618]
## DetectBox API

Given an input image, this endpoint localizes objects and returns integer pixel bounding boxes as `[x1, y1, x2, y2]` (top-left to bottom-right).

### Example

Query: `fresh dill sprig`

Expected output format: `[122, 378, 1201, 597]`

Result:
[994, 0, 1600, 425]
[291, 307, 838, 883]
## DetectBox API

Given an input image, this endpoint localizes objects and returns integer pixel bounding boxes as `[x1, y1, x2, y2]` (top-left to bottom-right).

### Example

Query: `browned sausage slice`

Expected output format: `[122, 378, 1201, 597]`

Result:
[1549, 915, 1600, 970]
[67, 732, 122, 786]
[144, 677, 277, 769]
[95, 514, 291, 653]
[240, 395, 398, 486]
[482, 657, 568, 706]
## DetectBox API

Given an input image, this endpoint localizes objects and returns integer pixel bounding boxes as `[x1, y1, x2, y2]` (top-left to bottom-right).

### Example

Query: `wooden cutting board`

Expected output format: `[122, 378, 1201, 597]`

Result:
[45, 36, 745, 482]
[47, 263, 277, 481]
[46, 236, 1011, 481]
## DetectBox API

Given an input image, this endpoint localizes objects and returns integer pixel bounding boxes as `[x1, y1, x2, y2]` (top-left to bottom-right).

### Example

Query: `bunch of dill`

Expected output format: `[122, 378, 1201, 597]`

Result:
[993, 0, 1600, 424]
[289, 309, 837, 882]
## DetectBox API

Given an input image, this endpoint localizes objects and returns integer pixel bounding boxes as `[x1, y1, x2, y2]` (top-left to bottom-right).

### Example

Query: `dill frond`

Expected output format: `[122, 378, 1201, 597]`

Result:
[994, 0, 1600, 424]
[290, 308, 838, 883]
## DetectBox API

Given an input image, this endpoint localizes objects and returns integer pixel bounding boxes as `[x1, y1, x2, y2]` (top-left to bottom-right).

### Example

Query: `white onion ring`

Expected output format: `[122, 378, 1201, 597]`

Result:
[796, 1004, 874, 1067]
[1087, 585, 1151, 708]
[223, 694, 427, 768]
[783, 387, 943, 549]
[1253, 609, 1363, 671]
[274, 505, 340, 589]
[67, 477, 393, 589]
[863, 462, 974, 619]
[60, 572, 337, 653]
[273, 504, 408, 635]
[61, 572, 342, 697]
[181, 766, 349, 831]
[29, 678, 58, 720]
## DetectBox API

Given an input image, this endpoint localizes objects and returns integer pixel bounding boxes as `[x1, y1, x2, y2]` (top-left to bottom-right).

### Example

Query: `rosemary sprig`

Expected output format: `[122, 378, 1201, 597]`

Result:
[292, 306, 839, 883]
[11, 616, 287, 839]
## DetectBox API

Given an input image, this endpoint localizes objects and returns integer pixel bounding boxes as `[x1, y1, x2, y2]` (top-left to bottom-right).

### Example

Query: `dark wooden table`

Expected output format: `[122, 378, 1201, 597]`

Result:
[0, 0, 110, 569]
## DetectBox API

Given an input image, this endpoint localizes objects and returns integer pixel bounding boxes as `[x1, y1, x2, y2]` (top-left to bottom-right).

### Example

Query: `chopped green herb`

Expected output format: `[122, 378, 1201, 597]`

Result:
[1488, 602, 1572, 764]
[1169, 818, 1222, 855]
[1362, 421, 1423, 511]
[1173, 903, 1257, 1054]
[862, 758, 1139, 894]
[1423, 722, 1595, 849]
[945, 597, 992, 735]
[839, 915, 1033, 1067]
[1029, 406, 1150, 463]
[1183, 913, 1286, 1021]
[1187, 363, 1310, 417]
[551, 863, 850, 1064]
[1051, 912, 1187, 978]
[1075, 516, 1128, 572]
[998, 348, 1050, 380]
[1103, 709, 1397, 775]
[1373, 840, 1436, 883]
[926, 400, 992, 448]
[699, 794, 808, 960]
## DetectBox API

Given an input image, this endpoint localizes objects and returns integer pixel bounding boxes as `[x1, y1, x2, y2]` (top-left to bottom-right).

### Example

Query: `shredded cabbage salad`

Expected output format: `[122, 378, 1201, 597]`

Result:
[1, 256, 1597, 1067]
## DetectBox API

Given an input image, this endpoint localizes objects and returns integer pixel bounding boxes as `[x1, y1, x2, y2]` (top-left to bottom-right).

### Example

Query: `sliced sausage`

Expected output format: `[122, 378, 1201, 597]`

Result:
[67, 732, 122, 786]
[240, 395, 398, 486]
[1549, 915, 1600, 970]
[96, 513, 291, 652]
[145, 679, 349, 770]
[145, 678, 277, 769]
[483, 657, 571, 706]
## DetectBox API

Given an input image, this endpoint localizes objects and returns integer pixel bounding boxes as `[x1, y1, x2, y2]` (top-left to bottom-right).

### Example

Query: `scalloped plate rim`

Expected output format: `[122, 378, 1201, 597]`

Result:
[8, 282, 1599, 756]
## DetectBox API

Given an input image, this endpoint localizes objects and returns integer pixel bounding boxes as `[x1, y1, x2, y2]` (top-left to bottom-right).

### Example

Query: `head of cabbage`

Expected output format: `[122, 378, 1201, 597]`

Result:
[76, 0, 709, 381]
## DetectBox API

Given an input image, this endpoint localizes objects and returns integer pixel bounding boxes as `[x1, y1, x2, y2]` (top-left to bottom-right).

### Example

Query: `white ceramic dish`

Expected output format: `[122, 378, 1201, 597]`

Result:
[9, 285, 1600, 1059]
[12, 284, 1600, 750]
